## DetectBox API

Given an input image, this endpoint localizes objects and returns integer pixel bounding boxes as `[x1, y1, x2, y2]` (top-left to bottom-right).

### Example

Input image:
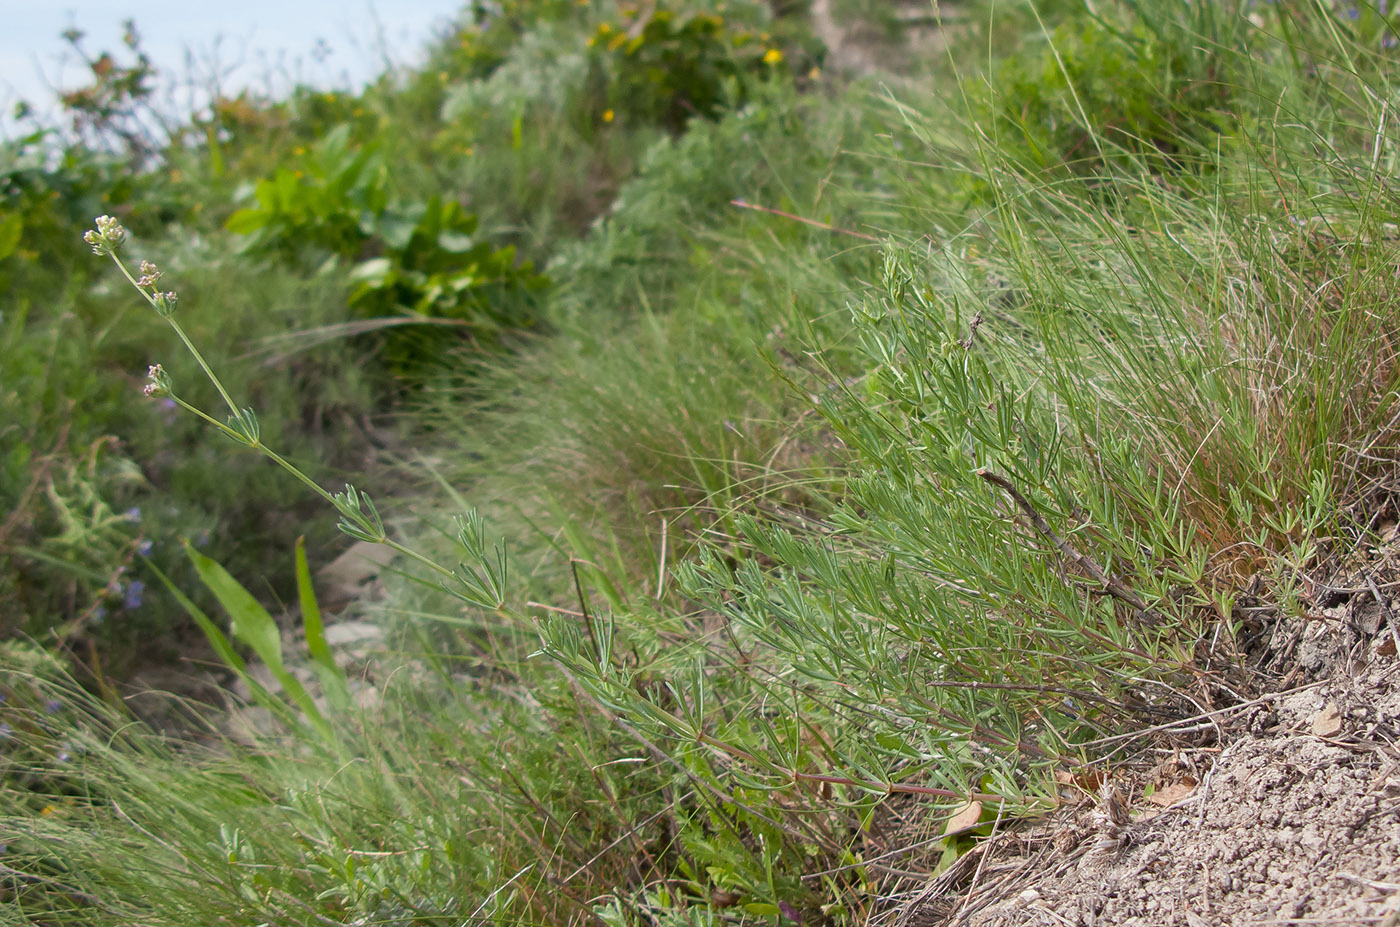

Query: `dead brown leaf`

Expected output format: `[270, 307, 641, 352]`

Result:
[944, 801, 983, 836]
[1312, 701, 1343, 737]
[1146, 782, 1197, 807]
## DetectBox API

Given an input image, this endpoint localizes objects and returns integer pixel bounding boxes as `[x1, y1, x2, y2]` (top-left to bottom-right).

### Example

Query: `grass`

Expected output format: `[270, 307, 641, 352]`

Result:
[6, 0, 1400, 924]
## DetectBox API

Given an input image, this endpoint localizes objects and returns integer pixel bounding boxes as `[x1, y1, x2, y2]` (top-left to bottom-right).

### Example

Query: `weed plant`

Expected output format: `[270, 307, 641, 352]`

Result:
[6, 2, 1400, 926]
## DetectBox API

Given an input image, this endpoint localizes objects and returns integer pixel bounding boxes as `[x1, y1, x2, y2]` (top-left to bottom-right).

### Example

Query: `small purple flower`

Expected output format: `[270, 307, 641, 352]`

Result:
[124, 580, 146, 610]
[1346, 4, 1360, 19]
[0, 723, 12, 739]
[136, 538, 154, 556]
[93, 606, 107, 625]
[125, 507, 141, 523]
[44, 699, 62, 714]
[55, 745, 72, 764]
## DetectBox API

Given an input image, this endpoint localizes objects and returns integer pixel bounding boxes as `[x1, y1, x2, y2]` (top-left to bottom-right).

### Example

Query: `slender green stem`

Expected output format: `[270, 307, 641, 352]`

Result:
[107, 252, 242, 420]
[113, 251, 457, 581]
[178, 398, 455, 577]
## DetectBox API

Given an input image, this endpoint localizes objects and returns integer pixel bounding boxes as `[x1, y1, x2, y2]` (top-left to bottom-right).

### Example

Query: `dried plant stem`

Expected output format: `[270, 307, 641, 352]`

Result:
[976, 469, 1157, 624]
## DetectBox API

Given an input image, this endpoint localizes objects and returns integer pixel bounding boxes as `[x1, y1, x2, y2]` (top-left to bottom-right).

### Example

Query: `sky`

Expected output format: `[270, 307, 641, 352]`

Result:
[0, 1, 463, 135]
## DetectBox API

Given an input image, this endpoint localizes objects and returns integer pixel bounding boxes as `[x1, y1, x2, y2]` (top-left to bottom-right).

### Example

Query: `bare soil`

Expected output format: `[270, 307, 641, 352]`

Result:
[892, 563, 1400, 927]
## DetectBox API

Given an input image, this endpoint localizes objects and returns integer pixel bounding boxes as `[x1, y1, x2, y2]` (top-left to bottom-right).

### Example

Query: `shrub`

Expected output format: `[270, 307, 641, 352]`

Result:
[590, 0, 821, 132]
[981, 1, 1247, 179]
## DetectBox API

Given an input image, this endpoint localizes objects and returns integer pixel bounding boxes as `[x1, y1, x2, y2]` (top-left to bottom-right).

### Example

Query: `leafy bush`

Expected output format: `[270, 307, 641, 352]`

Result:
[983, 2, 1246, 178]
[226, 125, 545, 374]
[224, 124, 387, 262]
[590, 0, 820, 131]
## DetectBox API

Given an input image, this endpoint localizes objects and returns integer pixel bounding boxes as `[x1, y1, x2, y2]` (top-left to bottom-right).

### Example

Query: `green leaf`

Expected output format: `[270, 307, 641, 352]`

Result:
[743, 903, 781, 917]
[184, 541, 331, 738]
[225, 207, 271, 235]
[146, 559, 290, 722]
[0, 211, 22, 260]
[297, 536, 352, 713]
[184, 542, 283, 668]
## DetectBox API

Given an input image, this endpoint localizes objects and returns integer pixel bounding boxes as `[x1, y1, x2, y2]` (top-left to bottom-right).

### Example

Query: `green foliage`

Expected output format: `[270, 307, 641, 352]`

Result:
[10, 2, 1400, 927]
[982, 1, 1246, 179]
[226, 127, 547, 374]
[347, 196, 545, 332]
[590, 1, 819, 131]
[224, 123, 387, 261]
[0, 130, 147, 290]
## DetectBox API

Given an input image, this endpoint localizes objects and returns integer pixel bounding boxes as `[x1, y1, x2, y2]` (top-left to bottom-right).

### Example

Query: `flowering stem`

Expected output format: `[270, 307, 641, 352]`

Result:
[88, 217, 463, 590]
[107, 252, 242, 421]
[171, 398, 455, 578]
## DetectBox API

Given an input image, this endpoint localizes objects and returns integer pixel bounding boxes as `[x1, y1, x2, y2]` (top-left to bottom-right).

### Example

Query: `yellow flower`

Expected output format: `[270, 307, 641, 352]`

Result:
[598, 22, 613, 36]
[603, 109, 615, 123]
[763, 48, 784, 66]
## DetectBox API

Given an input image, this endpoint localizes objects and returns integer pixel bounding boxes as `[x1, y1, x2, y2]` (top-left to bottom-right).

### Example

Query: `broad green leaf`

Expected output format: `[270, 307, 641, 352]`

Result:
[146, 559, 292, 724]
[184, 542, 331, 738]
[0, 211, 22, 260]
[225, 207, 271, 235]
[185, 542, 283, 666]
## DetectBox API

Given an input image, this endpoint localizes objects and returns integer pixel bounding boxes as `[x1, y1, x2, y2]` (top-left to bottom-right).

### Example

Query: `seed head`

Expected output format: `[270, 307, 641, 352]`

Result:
[144, 363, 173, 397]
[137, 260, 162, 288]
[84, 215, 127, 255]
[152, 291, 178, 317]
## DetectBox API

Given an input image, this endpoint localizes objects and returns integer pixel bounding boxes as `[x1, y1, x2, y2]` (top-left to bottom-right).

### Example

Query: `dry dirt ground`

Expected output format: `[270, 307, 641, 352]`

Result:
[889, 567, 1400, 927]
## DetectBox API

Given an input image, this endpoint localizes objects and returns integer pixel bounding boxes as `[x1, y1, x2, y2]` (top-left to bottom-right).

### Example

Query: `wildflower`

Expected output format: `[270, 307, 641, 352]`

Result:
[83, 215, 127, 255]
[0, 723, 12, 740]
[602, 108, 615, 123]
[125, 506, 141, 523]
[45, 699, 62, 714]
[136, 538, 153, 556]
[152, 290, 178, 317]
[763, 48, 784, 65]
[144, 364, 173, 397]
[124, 579, 145, 610]
[136, 260, 162, 288]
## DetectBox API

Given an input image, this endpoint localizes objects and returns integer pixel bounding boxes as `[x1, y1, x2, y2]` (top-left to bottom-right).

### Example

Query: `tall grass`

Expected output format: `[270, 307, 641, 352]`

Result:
[6, 2, 1400, 925]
